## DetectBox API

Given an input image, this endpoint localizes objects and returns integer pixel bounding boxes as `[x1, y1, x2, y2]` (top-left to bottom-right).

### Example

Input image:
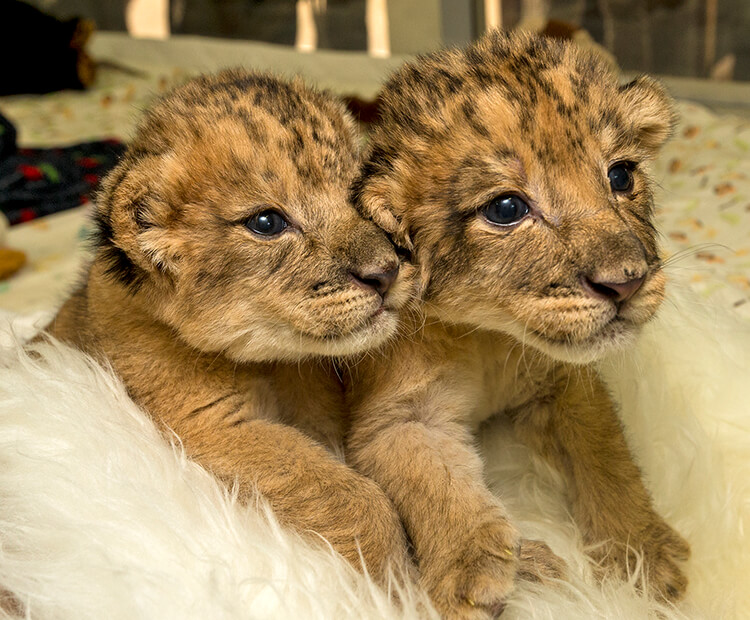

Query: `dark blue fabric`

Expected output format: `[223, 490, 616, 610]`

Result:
[0, 111, 124, 225]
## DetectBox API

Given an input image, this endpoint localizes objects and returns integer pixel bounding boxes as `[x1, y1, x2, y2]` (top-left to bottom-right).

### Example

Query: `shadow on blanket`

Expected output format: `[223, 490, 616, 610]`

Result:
[0, 281, 747, 619]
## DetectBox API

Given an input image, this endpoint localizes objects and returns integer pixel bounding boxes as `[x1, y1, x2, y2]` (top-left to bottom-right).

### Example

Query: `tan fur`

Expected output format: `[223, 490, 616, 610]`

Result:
[46, 70, 417, 582]
[346, 32, 689, 618]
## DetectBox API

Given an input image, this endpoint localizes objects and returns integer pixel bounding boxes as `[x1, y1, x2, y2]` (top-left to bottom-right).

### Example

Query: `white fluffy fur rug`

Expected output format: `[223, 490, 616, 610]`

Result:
[0, 282, 748, 619]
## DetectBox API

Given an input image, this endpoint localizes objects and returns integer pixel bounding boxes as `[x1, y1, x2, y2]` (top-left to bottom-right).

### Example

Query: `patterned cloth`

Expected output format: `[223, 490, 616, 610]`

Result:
[653, 102, 750, 317]
[0, 131, 125, 225]
[0, 63, 188, 224]
[0, 64, 190, 147]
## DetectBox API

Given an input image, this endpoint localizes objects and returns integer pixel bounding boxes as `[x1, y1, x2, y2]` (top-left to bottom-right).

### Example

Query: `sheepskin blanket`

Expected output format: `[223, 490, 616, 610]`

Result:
[0, 283, 748, 620]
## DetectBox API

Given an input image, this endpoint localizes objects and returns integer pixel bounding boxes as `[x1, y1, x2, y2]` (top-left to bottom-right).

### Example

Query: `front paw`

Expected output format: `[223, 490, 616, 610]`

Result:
[422, 514, 520, 619]
[517, 539, 567, 584]
[337, 479, 413, 584]
[593, 518, 690, 602]
[640, 519, 690, 601]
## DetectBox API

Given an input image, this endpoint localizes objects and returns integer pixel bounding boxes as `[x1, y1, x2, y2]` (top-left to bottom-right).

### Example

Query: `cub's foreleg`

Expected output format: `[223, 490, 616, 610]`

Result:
[348, 398, 524, 620]
[171, 410, 410, 584]
[511, 365, 690, 601]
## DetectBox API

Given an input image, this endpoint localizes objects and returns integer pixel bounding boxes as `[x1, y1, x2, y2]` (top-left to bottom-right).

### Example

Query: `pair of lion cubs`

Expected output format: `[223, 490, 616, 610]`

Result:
[49, 31, 689, 618]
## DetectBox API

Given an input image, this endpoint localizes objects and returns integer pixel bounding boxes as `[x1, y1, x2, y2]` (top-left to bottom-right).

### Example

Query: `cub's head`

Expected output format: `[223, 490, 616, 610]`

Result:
[94, 70, 413, 363]
[355, 31, 675, 363]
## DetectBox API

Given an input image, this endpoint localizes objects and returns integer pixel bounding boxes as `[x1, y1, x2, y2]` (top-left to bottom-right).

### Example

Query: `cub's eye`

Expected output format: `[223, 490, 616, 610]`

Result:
[608, 162, 635, 193]
[482, 195, 530, 226]
[246, 210, 288, 236]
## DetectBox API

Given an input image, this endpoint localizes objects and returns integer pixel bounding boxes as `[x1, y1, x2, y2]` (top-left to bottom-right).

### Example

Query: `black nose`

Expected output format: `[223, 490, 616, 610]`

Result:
[581, 274, 646, 303]
[350, 264, 399, 297]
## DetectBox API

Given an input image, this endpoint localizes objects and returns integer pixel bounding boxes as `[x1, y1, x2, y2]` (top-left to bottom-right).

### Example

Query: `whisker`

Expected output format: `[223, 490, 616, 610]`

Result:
[661, 243, 734, 267]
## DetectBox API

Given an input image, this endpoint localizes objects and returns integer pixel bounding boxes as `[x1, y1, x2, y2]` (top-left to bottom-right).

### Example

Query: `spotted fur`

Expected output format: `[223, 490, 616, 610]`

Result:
[347, 32, 689, 618]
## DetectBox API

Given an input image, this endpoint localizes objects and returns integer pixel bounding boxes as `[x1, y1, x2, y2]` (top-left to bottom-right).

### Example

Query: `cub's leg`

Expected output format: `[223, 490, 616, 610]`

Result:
[511, 365, 690, 601]
[173, 413, 410, 584]
[348, 406, 523, 619]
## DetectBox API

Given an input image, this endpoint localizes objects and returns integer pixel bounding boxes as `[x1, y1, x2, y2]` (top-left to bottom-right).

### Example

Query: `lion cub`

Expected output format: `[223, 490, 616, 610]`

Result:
[347, 32, 690, 617]
[47, 71, 415, 580]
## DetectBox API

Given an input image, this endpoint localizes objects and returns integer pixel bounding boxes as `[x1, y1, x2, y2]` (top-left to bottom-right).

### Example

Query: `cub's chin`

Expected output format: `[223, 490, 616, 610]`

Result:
[223, 307, 401, 364]
[297, 307, 401, 358]
[496, 281, 665, 365]
[519, 317, 642, 365]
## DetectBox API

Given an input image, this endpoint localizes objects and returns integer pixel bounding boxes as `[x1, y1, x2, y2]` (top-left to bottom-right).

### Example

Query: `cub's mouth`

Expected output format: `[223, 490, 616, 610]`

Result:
[525, 316, 640, 364]
[279, 260, 416, 358]
[295, 303, 401, 356]
[515, 268, 665, 364]
[301, 259, 418, 356]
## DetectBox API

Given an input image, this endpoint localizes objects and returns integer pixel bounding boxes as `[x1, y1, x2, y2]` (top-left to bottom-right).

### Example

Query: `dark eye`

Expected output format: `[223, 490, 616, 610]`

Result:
[482, 195, 530, 226]
[246, 210, 288, 236]
[608, 162, 635, 192]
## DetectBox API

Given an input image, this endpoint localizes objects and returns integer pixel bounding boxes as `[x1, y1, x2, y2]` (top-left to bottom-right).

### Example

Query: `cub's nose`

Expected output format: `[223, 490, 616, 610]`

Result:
[582, 274, 646, 303]
[350, 263, 399, 297]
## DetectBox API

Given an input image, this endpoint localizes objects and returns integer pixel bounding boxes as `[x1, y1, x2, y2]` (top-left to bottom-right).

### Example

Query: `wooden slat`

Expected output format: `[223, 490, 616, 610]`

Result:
[484, 0, 503, 31]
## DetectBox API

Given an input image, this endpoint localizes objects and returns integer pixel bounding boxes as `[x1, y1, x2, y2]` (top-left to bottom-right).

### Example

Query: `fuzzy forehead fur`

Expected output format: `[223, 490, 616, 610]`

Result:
[96, 70, 362, 291]
[132, 71, 359, 188]
[356, 31, 675, 240]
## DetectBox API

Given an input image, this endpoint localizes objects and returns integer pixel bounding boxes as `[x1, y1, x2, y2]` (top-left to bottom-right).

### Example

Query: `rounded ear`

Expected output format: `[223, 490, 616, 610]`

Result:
[351, 156, 413, 253]
[357, 190, 413, 253]
[618, 75, 677, 156]
[94, 154, 183, 291]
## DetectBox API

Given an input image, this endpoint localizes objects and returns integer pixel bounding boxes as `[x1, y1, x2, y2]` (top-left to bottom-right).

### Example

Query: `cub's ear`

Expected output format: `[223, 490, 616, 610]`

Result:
[618, 75, 677, 156]
[351, 156, 413, 253]
[94, 154, 184, 290]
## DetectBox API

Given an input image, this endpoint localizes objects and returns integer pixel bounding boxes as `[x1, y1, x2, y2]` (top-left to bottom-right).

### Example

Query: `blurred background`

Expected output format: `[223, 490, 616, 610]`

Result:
[15, 0, 750, 79]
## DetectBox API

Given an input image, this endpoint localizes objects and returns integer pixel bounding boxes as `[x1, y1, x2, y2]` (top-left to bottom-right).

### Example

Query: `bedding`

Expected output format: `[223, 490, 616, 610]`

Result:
[1, 281, 748, 620]
[0, 32, 748, 620]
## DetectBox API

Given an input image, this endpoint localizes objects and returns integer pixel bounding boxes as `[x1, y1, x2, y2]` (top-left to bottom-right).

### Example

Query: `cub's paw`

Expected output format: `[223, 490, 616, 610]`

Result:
[593, 518, 690, 602]
[343, 481, 413, 584]
[517, 539, 567, 584]
[422, 515, 520, 619]
[639, 519, 690, 602]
